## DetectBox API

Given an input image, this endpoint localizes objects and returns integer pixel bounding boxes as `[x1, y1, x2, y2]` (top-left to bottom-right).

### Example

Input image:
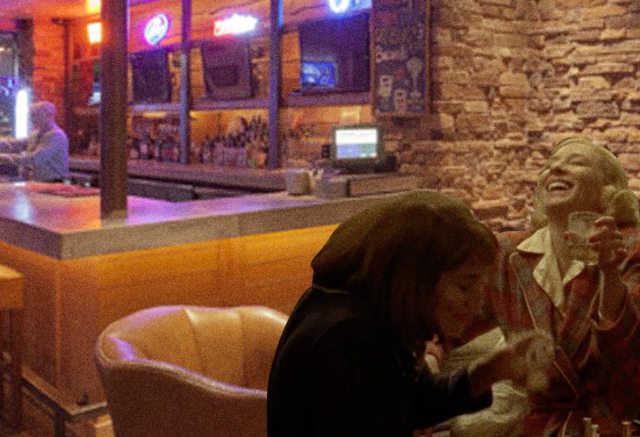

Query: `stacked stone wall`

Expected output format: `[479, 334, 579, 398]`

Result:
[397, 0, 640, 231]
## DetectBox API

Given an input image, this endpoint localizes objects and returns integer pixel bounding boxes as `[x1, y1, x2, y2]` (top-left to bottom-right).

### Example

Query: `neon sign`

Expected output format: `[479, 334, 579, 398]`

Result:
[87, 22, 102, 44]
[15, 88, 30, 139]
[86, 0, 100, 14]
[214, 13, 258, 37]
[328, 0, 371, 13]
[328, 0, 350, 13]
[144, 14, 170, 45]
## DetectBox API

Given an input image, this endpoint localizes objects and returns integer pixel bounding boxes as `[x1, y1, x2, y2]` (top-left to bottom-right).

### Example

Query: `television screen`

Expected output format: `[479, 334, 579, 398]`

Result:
[299, 14, 370, 93]
[331, 125, 383, 173]
[201, 40, 252, 100]
[301, 61, 337, 88]
[130, 48, 171, 103]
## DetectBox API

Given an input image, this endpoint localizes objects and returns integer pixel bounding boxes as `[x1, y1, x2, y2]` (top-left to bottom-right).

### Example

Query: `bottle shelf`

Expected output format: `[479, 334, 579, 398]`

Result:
[192, 97, 269, 111]
[72, 91, 371, 118]
[284, 91, 370, 107]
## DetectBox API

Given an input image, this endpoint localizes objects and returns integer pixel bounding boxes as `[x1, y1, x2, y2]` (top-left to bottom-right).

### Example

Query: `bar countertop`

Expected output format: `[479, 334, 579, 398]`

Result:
[0, 182, 390, 259]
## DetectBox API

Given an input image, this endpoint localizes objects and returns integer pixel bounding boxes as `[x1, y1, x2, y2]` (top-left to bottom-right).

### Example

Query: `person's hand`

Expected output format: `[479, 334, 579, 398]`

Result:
[564, 215, 626, 271]
[423, 335, 444, 373]
[503, 330, 554, 392]
[589, 216, 627, 271]
[468, 330, 554, 397]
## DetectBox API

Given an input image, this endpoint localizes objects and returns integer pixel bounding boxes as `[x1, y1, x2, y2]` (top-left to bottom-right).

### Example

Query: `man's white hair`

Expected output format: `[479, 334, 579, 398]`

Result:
[30, 101, 56, 118]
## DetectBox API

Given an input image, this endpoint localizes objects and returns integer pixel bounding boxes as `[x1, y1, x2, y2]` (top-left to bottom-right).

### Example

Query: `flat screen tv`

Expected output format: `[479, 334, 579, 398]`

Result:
[201, 40, 252, 100]
[130, 48, 171, 103]
[331, 124, 383, 173]
[299, 13, 370, 94]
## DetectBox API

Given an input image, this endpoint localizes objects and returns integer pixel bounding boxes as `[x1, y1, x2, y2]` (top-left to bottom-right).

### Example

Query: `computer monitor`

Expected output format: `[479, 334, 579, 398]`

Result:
[331, 125, 384, 173]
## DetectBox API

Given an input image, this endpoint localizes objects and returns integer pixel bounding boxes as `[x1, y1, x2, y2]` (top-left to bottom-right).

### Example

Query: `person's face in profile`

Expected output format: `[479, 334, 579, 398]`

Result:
[433, 258, 492, 342]
[537, 143, 606, 216]
[30, 107, 49, 131]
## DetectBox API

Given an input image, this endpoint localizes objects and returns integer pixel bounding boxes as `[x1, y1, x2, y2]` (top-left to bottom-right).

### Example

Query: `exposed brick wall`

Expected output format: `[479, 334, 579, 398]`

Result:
[394, 0, 640, 231]
[31, 18, 66, 129]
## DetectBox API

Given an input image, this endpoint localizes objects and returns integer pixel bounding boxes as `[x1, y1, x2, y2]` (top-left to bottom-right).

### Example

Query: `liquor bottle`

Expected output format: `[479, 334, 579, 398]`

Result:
[583, 417, 592, 437]
[172, 139, 180, 162]
[621, 420, 632, 437]
[139, 135, 149, 160]
[190, 140, 200, 163]
[153, 137, 163, 161]
[128, 137, 140, 160]
[213, 135, 225, 167]
[200, 135, 212, 164]
[162, 136, 174, 162]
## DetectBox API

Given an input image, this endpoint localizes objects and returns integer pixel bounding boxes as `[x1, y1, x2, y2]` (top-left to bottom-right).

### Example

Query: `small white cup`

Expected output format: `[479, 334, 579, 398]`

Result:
[284, 168, 311, 195]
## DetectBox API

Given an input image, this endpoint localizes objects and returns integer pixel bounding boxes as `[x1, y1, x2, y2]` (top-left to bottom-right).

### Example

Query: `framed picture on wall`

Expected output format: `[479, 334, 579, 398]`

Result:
[371, 0, 430, 117]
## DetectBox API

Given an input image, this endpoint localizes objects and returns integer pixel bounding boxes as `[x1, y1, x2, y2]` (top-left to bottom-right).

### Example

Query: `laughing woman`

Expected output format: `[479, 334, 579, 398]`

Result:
[475, 137, 640, 436]
[267, 190, 552, 437]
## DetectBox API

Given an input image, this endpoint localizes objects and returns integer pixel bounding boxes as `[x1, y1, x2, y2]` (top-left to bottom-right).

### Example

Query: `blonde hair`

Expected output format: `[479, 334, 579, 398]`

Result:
[531, 137, 639, 229]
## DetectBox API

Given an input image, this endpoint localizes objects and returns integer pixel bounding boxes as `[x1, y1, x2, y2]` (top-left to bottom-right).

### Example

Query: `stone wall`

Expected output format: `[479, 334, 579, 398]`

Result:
[400, 0, 640, 231]
[31, 19, 66, 129]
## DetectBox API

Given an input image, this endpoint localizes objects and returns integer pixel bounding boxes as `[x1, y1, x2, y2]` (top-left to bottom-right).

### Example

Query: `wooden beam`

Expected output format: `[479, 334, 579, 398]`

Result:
[99, 0, 129, 219]
[179, 0, 192, 165]
[267, 0, 283, 169]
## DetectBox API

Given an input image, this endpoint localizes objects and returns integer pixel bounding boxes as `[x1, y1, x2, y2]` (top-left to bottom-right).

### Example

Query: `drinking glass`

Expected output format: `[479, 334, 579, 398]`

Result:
[567, 211, 602, 266]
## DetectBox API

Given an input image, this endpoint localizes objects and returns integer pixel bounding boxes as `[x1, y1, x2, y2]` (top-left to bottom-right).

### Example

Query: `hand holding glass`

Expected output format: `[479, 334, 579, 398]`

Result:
[567, 211, 602, 266]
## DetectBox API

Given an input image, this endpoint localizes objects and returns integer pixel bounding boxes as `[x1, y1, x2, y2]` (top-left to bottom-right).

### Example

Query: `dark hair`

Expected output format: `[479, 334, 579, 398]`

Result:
[311, 190, 498, 353]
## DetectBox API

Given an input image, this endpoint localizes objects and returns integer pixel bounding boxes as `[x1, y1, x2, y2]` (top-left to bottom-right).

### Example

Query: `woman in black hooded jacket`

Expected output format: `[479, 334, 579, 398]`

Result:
[267, 190, 551, 437]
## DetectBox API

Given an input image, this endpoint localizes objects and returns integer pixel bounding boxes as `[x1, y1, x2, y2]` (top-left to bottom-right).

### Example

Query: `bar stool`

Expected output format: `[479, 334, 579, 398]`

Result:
[0, 264, 23, 429]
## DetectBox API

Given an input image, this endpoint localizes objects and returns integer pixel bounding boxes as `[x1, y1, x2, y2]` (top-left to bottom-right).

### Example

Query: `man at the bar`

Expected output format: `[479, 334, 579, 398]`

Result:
[0, 100, 70, 182]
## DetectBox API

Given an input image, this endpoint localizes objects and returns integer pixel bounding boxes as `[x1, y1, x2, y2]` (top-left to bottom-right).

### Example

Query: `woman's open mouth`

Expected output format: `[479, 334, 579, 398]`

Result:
[546, 180, 573, 196]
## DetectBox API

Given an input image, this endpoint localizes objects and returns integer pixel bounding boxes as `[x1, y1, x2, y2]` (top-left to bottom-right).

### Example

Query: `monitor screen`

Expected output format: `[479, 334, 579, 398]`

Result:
[299, 13, 370, 94]
[130, 48, 171, 103]
[331, 125, 383, 172]
[301, 61, 337, 88]
[201, 40, 252, 100]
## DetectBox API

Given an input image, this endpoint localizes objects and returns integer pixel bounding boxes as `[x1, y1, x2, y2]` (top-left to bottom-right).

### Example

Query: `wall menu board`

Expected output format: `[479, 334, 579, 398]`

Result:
[372, 0, 429, 117]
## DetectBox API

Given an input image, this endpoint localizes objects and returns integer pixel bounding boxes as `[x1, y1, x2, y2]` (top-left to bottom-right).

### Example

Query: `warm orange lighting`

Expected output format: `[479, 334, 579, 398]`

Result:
[87, 0, 101, 14]
[87, 22, 102, 44]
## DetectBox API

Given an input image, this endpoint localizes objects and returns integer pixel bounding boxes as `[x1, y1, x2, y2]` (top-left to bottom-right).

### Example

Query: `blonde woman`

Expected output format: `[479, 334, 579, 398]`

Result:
[474, 137, 640, 436]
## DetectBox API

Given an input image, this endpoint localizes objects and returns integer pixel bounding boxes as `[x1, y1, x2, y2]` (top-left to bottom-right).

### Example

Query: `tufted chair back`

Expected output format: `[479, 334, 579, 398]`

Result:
[95, 305, 287, 437]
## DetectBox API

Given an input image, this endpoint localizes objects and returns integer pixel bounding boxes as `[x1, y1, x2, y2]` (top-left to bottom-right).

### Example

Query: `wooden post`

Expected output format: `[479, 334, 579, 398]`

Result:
[179, 0, 192, 164]
[267, 0, 283, 169]
[100, 0, 129, 219]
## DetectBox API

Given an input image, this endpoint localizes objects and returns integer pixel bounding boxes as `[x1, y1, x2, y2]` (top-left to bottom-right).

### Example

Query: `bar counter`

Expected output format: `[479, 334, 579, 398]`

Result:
[0, 181, 392, 408]
[69, 156, 287, 192]
[0, 181, 384, 259]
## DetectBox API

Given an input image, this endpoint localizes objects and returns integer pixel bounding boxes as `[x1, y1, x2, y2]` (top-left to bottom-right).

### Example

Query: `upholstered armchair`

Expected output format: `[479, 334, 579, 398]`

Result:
[94, 305, 287, 437]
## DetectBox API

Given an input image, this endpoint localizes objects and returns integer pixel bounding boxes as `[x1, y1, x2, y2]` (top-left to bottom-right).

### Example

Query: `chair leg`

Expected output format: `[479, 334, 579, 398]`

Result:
[0, 313, 5, 419]
[8, 309, 22, 429]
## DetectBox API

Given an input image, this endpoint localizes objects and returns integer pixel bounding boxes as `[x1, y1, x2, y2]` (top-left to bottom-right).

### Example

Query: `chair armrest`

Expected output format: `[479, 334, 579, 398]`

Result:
[97, 359, 267, 437]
